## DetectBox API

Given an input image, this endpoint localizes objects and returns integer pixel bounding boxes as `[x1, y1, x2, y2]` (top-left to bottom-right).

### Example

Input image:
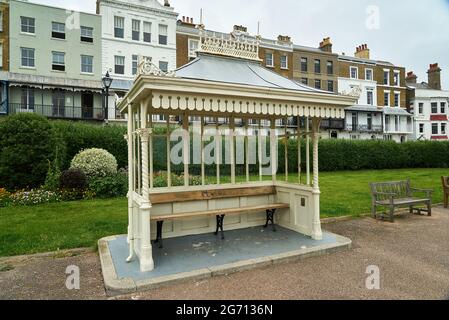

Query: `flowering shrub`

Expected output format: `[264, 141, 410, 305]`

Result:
[70, 148, 117, 180]
[10, 189, 61, 206]
[0, 188, 11, 207]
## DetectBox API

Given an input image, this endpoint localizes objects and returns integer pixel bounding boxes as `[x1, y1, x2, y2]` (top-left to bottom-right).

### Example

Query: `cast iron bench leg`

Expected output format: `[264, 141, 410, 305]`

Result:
[155, 221, 164, 249]
[264, 209, 276, 232]
[215, 215, 225, 240]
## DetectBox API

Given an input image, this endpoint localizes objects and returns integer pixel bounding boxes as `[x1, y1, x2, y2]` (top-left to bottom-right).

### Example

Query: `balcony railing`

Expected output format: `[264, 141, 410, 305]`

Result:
[346, 124, 383, 133]
[321, 119, 345, 130]
[9, 103, 104, 120]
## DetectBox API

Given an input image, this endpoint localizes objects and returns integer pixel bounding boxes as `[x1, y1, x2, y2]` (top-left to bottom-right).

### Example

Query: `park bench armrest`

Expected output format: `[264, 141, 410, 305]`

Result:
[410, 188, 433, 198]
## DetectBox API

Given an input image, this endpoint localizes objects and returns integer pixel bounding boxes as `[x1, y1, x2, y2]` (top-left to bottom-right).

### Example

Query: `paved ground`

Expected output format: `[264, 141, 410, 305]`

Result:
[1, 207, 448, 300]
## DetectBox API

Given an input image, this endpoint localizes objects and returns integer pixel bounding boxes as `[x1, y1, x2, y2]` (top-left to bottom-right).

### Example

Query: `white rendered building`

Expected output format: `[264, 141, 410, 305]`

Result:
[407, 65, 449, 141]
[96, 0, 178, 119]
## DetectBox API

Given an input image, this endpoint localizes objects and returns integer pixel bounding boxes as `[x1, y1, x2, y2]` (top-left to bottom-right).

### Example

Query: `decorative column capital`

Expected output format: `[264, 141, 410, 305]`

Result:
[124, 134, 129, 142]
[135, 128, 152, 141]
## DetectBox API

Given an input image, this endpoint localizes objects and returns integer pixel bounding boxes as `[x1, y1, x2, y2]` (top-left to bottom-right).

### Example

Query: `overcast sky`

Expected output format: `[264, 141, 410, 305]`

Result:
[31, 0, 449, 88]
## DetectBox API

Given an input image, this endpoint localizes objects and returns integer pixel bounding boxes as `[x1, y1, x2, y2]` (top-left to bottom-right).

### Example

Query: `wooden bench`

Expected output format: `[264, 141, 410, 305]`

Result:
[370, 179, 433, 222]
[149, 186, 289, 248]
[442, 176, 449, 208]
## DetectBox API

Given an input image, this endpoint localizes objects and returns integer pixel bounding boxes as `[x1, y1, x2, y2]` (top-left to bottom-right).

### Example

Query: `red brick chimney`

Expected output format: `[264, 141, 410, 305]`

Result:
[319, 37, 332, 52]
[179, 16, 195, 27]
[427, 63, 441, 90]
[406, 71, 417, 84]
[354, 44, 370, 59]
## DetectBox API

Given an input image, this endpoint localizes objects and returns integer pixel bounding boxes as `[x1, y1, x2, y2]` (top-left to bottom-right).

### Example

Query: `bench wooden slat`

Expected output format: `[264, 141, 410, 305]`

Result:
[150, 203, 289, 222]
[150, 186, 276, 205]
[376, 198, 430, 206]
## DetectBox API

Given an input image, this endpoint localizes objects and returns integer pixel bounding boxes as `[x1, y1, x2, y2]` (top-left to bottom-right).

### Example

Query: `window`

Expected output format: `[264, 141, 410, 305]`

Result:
[52, 22, 65, 39]
[432, 123, 439, 135]
[0, 12, 3, 32]
[159, 61, 168, 72]
[393, 71, 400, 86]
[384, 70, 390, 85]
[394, 92, 400, 107]
[265, 52, 273, 67]
[367, 89, 374, 105]
[442, 123, 447, 135]
[21, 16, 35, 34]
[132, 19, 140, 41]
[280, 55, 288, 69]
[188, 39, 199, 58]
[21, 88, 35, 110]
[300, 57, 307, 72]
[351, 112, 358, 130]
[441, 102, 446, 114]
[419, 123, 424, 134]
[365, 69, 373, 81]
[314, 59, 321, 73]
[143, 22, 151, 43]
[52, 51, 65, 71]
[431, 102, 438, 114]
[81, 55, 93, 73]
[326, 61, 333, 75]
[367, 113, 372, 130]
[385, 115, 390, 131]
[114, 16, 124, 38]
[327, 80, 334, 92]
[384, 91, 390, 106]
[21, 47, 35, 67]
[132, 55, 138, 75]
[314, 79, 321, 89]
[0, 44, 3, 68]
[80, 26, 93, 43]
[418, 103, 424, 114]
[395, 116, 399, 131]
[158, 24, 168, 45]
[114, 55, 125, 74]
[350, 66, 358, 79]
[301, 78, 308, 85]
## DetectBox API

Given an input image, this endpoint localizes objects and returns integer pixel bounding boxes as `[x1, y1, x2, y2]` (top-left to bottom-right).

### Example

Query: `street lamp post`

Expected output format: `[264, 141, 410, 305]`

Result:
[102, 71, 113, 120]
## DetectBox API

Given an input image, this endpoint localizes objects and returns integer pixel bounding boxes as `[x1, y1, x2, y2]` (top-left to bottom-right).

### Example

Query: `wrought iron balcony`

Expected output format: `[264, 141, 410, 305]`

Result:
[9, 103, 104, 120]
[346, 124, 383, 133]
[320, 119, 345, 130]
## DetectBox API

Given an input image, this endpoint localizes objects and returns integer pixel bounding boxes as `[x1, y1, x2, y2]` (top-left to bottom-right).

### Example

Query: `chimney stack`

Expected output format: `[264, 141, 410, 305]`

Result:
[406, 71, 417, 84]
[354, 44, 370, 59]
[164, 0, 170, 7]
[277, 35, 292, 44]
[180, 16, 195, 27]
[319, 37, 332, 52]
[427, 63, 442, 90]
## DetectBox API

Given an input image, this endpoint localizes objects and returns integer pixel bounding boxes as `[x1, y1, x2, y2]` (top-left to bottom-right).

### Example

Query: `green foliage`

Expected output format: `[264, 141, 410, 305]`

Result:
[52, 121, 127, 169]
[0, 188, 11, 207]
[0, 113, 61, 191]
[70, 148, 118, 180]
[88, 172, 128, 198]
[43, 147, 62, 192]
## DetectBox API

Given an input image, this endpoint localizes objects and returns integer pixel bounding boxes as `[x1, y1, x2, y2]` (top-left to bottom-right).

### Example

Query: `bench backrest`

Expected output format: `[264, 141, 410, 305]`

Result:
[150, 185, 276, 205]
[370, 180, 410, 200]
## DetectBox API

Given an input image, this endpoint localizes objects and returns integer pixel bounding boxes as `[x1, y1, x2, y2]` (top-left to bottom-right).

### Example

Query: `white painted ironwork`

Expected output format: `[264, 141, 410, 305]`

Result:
[198, 25, 261, 62]
[137, 56, 176, 77]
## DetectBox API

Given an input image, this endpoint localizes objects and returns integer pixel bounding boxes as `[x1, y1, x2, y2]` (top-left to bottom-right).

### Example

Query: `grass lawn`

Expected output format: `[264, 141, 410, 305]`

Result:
[0, 168, 447, 257]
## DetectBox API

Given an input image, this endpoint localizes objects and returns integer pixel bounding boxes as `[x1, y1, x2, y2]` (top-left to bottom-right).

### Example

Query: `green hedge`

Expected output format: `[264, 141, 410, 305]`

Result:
[2, 114, 449, 191]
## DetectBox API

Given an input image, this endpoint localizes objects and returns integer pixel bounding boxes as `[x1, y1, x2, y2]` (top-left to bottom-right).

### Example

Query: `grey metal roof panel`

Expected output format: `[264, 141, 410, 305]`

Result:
[175, 54, 332, 94]
[345, 105, 383, 112]
[383, 107, 412, 116]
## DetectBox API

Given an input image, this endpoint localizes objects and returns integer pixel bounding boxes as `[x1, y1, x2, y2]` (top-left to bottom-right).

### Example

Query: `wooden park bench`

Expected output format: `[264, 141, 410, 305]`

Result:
[149, 186, 290, 248]
[370, 179, 433, 222]
[442, 176, 449, 208]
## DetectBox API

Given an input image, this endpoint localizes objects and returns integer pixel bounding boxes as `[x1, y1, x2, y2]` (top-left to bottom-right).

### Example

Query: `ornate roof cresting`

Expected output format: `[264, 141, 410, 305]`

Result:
[197, 24, 262, 62]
